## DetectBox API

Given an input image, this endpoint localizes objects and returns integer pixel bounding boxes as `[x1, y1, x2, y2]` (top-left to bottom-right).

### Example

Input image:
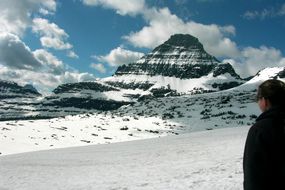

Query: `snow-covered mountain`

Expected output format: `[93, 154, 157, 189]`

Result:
[0, 34, 247, 121]
[44, 34, 245, 110]
[0, 34, 284, 122]
[104, 34, 244, 95]
[115, 33, 221, 77]
[238, 67, 285, 90]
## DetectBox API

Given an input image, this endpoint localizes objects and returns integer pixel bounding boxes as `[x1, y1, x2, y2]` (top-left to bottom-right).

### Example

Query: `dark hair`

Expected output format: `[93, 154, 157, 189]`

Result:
[257, 79, 285, 107]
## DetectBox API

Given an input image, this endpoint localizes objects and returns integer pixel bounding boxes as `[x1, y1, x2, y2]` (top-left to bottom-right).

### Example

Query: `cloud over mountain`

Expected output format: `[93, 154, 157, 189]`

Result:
[224, 46, 285, 78]
[93, 47, 144, 66]
[124, 7, 240, 58]
[82, 0, 285, 78]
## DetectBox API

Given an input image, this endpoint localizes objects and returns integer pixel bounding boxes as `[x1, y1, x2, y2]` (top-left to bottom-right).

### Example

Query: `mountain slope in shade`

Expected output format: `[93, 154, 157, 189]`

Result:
[0, 80, 41, 98]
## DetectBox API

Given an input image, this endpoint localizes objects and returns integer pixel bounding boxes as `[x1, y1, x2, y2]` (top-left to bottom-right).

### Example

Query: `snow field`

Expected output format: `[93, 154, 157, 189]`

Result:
[0, 126, 249, 190]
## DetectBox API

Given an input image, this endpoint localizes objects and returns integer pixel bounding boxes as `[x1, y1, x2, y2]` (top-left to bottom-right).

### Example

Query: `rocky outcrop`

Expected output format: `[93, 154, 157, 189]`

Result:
[53, 81, 119, 94]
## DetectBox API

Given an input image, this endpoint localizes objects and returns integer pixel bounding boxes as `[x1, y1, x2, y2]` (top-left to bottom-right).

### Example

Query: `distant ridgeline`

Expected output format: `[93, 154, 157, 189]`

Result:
[1, 34, 285, 120]
[0, 80, 41, 99]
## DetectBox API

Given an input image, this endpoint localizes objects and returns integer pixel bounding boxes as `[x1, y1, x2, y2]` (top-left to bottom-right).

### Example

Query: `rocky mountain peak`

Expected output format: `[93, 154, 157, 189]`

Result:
[153, 34, 204, 52]
[115, 34, 223, 79]
[23, 84, 40, 94]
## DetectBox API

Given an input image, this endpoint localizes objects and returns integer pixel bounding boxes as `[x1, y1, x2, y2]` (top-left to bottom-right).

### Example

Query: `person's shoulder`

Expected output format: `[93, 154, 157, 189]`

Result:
[248, 118, 273, 137]
[253, 118, 276, 135]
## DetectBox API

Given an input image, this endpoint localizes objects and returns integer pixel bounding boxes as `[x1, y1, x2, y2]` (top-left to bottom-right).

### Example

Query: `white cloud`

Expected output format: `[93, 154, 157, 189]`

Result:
[32, 18, 73, 50]
[58, 71, 96, 85]
[124, 7, 239, 58]
[82, 0, 145, 16]
[0, 32, 42, 70]
[90, 63, 107, 73]
[32, 18, 68, 39]
[0, 64, 96, 95]
[174, 0, 187, 5]
[93, 47, 144, 66]
[242, 10, 274, 20]
[33, 49, 65, 75]
[0, 33, 95, 94]
[243, 3, 285, 20]
[32, 18, 78, 58]
[0, 0, 56, 36]
[67, 51, 79, 59]
[224, 46, 285, 78]
[279, 3, 285, 15]
[0, 1, 78, 60]
[40, 36, 72, 50]
[0, 0, 94, 94]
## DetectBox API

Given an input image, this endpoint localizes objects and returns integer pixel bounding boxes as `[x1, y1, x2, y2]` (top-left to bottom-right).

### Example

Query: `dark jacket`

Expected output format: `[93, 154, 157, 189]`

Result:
[243, 106, 285, 190]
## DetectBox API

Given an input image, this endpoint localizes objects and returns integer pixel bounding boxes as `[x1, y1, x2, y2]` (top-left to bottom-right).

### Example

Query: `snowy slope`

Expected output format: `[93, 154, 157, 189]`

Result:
[103, 71, 243, 94]
[237, 67, 285, 91]
[0, 126, 248, 190]
[0, 82, 259, 156]
[0, 113, 178, 155]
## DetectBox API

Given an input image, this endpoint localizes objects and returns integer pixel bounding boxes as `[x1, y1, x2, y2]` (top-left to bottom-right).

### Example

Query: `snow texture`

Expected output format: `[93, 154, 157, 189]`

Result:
[0, 126, 248, 190]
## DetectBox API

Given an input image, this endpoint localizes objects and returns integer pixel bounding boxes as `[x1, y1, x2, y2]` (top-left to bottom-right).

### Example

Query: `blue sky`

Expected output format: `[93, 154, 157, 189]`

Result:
[0, 0, 285, 93]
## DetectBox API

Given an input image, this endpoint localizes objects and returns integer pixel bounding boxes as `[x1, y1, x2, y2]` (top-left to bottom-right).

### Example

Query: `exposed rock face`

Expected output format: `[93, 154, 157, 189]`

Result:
[213, 63, 241, 79]
[47, 81, 132, 111]
[277, 68, 285, 78]
[53, 81, 119, 94]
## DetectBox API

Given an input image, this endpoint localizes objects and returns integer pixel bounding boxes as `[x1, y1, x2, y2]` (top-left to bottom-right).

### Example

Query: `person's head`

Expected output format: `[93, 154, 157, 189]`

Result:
[256, 79, 285, 112]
